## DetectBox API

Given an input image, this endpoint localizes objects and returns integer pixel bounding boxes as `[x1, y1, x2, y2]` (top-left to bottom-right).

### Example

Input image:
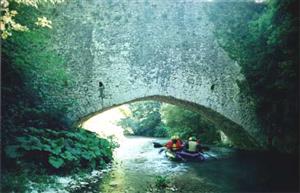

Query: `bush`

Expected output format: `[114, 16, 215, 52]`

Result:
[4, 127, 116, 171]
[118, 101, 168, 137]
[154, 175, 170, 189]
[160, 104, 221, 144]
[1, 171, 28, 193]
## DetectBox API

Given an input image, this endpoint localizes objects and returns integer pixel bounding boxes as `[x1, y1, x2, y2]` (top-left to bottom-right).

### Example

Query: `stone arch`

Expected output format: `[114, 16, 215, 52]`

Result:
[78, 95, 260, 150]
[49, 0, 267, 150]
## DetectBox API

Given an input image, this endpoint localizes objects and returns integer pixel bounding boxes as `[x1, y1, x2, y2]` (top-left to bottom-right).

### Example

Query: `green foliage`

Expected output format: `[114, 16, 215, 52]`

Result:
[1, 0, 62, 39]
[154, 175, 170, 189]
[153, 124, 169, 138]
[118, 101, 168, 137]
[49, 156, 64, 169]
[1, 168, 58, 193]
[1, 171, 28, 193]
[209, 0, 299, 152]
[160, 104, 221, 144]
[4, 127, 115, 170]
[1, 4, 74, 137]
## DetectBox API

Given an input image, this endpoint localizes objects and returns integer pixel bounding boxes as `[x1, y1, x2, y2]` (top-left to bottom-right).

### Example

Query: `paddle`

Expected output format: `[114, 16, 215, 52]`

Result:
[159, 148, 165, 154]
[153, 142, 164, 148]
[202, 152, 217, 159]
[153, 142, 166, 154]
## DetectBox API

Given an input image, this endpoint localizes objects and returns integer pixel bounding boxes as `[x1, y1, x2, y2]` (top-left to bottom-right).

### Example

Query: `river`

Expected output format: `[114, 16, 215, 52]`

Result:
[93, 136, 298, 193]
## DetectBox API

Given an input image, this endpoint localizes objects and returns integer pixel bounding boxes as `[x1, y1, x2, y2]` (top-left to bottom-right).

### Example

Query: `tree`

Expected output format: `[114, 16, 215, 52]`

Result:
[209, 0, 299, 152]
[0, 0, 62, 39]
[160, 104, 220, 144]
[118, 101, 168, 137]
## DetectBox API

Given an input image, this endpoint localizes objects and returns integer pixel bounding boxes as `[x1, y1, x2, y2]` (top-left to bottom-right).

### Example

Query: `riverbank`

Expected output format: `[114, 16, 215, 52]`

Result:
[2, 165, 112, 193]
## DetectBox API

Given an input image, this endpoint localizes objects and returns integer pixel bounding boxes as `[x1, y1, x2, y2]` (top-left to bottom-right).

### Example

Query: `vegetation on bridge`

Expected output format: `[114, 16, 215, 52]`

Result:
[209, 0, 299, 153]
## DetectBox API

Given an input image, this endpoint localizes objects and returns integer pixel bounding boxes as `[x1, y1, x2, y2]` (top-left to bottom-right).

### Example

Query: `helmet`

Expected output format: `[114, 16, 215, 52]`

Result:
[189, 137, 196, 141]
[171, 136, 176, 140]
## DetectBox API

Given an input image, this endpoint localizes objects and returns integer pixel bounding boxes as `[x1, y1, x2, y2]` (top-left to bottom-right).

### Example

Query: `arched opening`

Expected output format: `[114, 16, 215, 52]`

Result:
[79, 95, 259, 150]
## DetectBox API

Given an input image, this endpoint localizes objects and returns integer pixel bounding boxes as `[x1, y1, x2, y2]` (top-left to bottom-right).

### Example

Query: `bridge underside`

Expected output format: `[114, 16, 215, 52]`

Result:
[78, 95, 260, 150]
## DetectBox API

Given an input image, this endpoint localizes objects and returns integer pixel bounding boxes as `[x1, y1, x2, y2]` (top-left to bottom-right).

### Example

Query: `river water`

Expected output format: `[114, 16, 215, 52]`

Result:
[96, 136, 298, 193]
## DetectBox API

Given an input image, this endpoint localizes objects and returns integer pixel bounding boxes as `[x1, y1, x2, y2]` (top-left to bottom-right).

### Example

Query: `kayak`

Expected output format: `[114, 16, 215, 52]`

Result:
[178, 151, 206, 161]
[153, 142, 215, 161]
[165, 150, 206, 162]
[153, 141, 210, 151]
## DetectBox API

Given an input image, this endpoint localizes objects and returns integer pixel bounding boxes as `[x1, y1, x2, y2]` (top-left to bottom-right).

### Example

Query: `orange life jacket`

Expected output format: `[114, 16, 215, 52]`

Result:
[165, 140, 183, 151]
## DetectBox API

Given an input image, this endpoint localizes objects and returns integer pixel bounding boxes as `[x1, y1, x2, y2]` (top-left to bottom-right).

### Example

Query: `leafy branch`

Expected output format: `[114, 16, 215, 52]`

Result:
[0, 0, 63, 39]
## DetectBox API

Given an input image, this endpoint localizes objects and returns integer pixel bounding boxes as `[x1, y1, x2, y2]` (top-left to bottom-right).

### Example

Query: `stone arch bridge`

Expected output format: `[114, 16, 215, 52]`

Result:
[50, 0, 265, 149]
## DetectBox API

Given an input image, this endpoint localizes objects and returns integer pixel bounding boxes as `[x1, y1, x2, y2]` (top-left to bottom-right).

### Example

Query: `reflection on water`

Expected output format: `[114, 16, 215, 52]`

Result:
[99, 137, 189, 193]
[98, 136, 299, 193]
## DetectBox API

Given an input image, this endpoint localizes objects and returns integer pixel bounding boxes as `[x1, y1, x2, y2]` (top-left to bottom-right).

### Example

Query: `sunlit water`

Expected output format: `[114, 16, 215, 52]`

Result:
[94, 136, 298, 193]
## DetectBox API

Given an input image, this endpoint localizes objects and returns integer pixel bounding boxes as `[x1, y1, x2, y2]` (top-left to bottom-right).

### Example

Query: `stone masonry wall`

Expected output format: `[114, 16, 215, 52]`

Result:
[50, 0, 266, 148]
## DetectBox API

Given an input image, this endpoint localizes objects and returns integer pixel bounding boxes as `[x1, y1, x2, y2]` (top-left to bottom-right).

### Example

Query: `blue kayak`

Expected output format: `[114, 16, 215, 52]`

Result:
[165, 150, 206, 162]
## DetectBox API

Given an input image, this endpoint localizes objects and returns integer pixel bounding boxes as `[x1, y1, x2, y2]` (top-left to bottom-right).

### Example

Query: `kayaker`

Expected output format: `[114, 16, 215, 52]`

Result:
[184, 136, 203, 153]
[165, 136, 184, 152]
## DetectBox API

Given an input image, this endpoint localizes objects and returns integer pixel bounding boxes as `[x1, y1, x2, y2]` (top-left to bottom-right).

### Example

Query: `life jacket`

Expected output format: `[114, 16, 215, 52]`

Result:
[165, 140, 182, 151]
[187, 141, 198, 152]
